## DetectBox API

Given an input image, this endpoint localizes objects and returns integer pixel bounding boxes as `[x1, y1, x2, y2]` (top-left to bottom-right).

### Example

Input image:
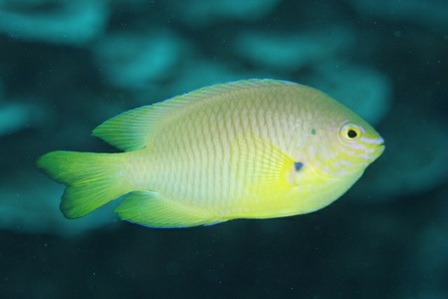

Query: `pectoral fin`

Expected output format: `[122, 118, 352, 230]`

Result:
[226, 135, 297, 218]
[235, 134, 295, 194]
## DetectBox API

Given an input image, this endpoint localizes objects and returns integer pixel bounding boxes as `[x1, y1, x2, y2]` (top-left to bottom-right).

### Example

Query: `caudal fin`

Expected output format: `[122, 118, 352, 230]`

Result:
[37, 151, 132, 219]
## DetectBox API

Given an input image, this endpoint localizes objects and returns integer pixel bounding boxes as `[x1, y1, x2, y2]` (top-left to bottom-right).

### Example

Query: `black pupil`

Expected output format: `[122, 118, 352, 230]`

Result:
[347, 129, 358, 138]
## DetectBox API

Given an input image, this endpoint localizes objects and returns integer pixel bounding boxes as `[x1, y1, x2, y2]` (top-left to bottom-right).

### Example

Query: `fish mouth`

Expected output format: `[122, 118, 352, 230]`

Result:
[374, 139, 385, 158]
[373, 136, 385, 150]
[377, 137, 385, 149]
[363, 137, 385, 160]
[375, 136, 385, 146]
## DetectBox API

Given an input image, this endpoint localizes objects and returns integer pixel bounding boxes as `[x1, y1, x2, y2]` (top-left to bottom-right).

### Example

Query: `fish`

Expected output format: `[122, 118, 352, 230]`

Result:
[37, 79, 385, 228]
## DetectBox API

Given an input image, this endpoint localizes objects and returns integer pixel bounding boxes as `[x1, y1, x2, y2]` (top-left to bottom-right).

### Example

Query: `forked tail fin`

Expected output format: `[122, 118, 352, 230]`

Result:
[37, 151, 132, 219]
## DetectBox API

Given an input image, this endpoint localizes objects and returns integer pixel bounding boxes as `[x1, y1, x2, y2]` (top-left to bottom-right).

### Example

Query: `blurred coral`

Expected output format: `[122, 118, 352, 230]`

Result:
[166, 0, 281, 26]
[92, 30, 186, 90]
[0, 0, 108, 45]
[234, 27, 355, 71]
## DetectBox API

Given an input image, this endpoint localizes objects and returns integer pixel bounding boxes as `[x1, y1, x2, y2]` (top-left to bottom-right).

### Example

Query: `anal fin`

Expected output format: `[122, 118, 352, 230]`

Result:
[115, 191, 223, 228]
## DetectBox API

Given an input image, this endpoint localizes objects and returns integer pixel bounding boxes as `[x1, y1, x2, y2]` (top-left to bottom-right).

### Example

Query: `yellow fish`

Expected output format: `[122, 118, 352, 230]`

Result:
[37, 79, 384, 228]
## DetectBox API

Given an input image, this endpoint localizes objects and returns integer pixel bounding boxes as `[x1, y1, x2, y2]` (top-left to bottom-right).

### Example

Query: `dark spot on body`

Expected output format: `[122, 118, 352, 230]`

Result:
[311, 128, 316, 135]
[294, 162, 303, 172]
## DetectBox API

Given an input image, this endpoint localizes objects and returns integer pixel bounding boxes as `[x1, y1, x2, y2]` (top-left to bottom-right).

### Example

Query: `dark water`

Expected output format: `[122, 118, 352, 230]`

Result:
[1, 0, 447, 298]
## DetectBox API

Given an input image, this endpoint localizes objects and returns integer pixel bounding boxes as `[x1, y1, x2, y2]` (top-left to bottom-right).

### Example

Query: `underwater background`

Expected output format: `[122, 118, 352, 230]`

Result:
[0, 0, 447, 298]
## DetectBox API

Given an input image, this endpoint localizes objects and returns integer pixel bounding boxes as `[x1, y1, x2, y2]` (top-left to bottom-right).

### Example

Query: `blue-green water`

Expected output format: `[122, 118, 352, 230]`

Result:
[1, 0, 447, 298]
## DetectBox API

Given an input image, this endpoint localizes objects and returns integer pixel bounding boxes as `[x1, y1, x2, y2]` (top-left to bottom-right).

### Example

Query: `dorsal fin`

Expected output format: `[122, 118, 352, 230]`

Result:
[92, 79, 297, 151]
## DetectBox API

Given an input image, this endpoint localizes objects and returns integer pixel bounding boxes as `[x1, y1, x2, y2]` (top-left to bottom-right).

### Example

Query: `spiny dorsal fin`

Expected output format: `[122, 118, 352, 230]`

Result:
[92, 79, 298, 151]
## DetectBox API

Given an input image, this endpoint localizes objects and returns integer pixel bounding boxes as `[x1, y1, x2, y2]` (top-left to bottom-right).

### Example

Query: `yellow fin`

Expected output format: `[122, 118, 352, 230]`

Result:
[37, 151, 131, 218]
[92, 106, 155, 151]
[92, 79, 297, 151]
[92, 94, 202, 151]
[115, 191, 223, 228]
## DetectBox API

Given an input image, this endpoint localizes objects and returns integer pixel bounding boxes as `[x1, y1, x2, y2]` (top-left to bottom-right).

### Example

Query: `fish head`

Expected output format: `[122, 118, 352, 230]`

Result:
[287, 115, 385, 214]
[305, 115, 385, 180]
[335, 119, 384, 170]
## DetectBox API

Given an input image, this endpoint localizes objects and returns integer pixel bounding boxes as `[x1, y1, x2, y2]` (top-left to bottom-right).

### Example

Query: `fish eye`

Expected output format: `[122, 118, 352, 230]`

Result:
[347, 129, 358, 138]
[340, 123, 362, 141]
